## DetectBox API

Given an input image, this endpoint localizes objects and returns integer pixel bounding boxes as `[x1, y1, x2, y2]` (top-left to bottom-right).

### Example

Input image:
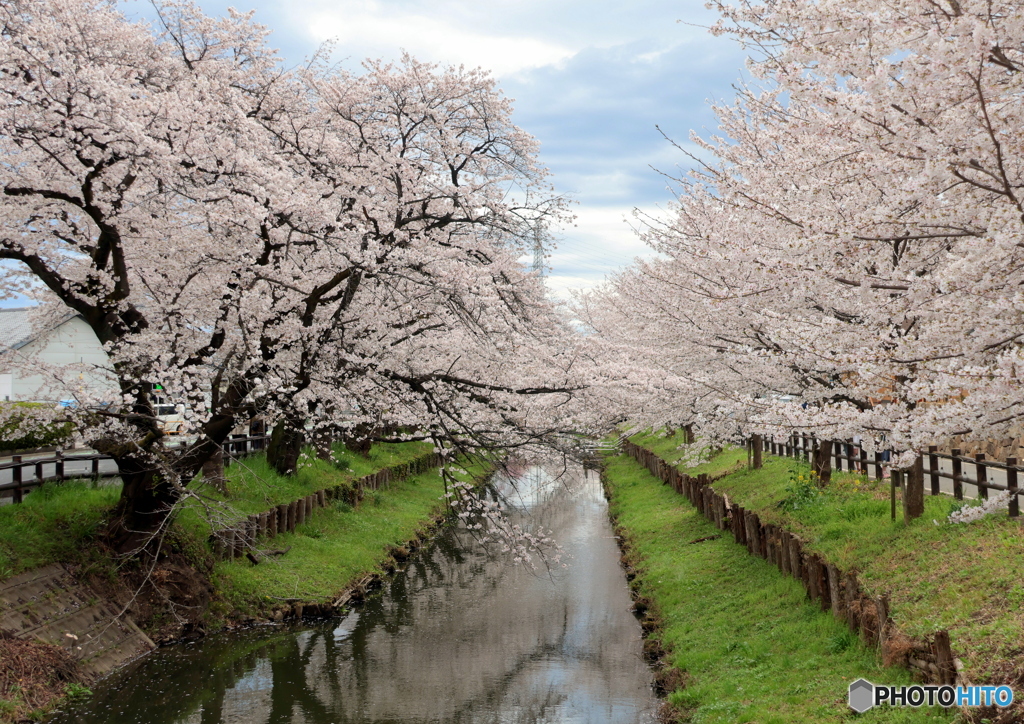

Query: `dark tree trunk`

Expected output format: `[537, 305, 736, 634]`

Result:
[813, 439, 833, 485]
[202, 448, 227, 494]
[343, 423, 375, 457]
[313, 429, 333, 461]
[267, 423, 303, 476]
[903, 455, 924, 522]
[108, 460, 182, 554]
[751, 434, 763, 469]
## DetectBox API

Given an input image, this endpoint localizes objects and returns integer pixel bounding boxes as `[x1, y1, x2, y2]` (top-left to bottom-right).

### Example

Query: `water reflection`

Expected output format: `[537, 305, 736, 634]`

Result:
[51, 465, 657, 723]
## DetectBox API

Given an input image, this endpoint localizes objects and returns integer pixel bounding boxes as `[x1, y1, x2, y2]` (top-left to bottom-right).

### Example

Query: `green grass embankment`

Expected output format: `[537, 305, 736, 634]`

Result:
[1, 441, 466, 723]
[211, 458, 490, 616]
[0, 441, 436, 583]
[0, 441, 465, 626]
[627, 428, 1024, 689]
[603, 450, 952, 724]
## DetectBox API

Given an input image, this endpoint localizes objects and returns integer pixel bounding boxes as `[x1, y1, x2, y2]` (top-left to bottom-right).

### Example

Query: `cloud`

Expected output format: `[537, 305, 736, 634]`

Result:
[302, 4, 576, 76]
[543, 204, 669, 299]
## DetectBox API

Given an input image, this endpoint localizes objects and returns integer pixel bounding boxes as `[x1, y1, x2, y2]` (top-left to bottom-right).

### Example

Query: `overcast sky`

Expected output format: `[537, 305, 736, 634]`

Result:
[4, 1, 751, 307]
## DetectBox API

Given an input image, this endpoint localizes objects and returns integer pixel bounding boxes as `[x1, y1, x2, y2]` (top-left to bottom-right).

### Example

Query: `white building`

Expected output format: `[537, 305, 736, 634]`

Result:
[0, 306, 115, 403]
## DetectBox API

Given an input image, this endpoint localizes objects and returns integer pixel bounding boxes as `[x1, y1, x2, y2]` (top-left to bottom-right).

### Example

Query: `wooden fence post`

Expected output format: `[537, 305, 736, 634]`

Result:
[752, 434, 763, 469]
[890, 470, 900, 521]
[904, 455, 925, 522]
[1007, 457, 1019, 518]
[928, 446, 940, 496]
[951, 449, 964, 500]
[975, 453, 988, 500]
[11, 455, 23, 504]
[55, 450, 64, 483]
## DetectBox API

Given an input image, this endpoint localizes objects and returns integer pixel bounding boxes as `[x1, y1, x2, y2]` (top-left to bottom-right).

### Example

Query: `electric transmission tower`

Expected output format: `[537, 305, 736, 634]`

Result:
[531, 221, 546, 280]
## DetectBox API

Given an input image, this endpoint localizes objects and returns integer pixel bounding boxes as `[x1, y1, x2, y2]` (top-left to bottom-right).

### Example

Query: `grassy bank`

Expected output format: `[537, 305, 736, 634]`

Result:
[603, 450, 953, 724]
[0, 441, 457, 723]
[213, 461, 488, 616]
[627, 428, 1024, 690]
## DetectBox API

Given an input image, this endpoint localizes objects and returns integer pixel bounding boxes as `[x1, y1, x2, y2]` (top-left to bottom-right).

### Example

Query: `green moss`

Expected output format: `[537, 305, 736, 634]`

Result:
[603, 452, 952, 724]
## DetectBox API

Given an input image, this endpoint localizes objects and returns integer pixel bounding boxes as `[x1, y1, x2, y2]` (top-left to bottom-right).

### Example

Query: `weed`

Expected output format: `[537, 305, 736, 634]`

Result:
[778, 471, 823, 512]
[63, 683, 92, 700]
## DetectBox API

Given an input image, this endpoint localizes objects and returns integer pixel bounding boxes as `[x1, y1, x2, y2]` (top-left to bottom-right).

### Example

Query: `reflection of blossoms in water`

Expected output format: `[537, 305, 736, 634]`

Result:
[443, 466, 566, 570]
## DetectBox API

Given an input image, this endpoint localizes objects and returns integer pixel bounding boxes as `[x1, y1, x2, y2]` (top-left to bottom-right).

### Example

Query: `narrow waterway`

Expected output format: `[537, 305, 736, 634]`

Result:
[51, 464, 658, 723]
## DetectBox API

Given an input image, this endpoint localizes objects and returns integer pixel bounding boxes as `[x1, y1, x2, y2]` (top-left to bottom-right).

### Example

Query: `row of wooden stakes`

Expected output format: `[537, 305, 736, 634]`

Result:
[209, 452, 441, 562]
[620, 440, 964, 687]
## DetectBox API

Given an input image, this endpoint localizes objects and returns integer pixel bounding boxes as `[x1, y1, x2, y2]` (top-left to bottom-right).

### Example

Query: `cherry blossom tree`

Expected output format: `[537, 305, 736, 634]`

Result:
[0, 0, 582, 554]
[581, 0, 1024, 467]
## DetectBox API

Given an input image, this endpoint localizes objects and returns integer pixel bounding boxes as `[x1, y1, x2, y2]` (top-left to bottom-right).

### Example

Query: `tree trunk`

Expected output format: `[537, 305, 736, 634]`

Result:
[109, 462, 181, 554]
[267, 423, 303, 476]
[202, 448, 227, 493]
[343, 423, 374, 457]
[813, 439, 833, 486]
[903, 455, 925, 522]
[683, 424, 694, 445]
[313, 429, 333, 461]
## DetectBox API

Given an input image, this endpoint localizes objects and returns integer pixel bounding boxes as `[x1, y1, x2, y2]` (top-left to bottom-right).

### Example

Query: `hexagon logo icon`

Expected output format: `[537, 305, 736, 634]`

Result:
[848, 679, 874, 713]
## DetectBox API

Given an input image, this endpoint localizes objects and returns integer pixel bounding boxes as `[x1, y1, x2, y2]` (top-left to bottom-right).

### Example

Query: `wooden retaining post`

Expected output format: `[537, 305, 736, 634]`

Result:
[278, 503, 290, 534]
[844, 572, 860, 632]
[789, 535, 803, 586]
[318, 489, 326, 507]
[876, 594, 890, 652]
[934, 631, 956, 686]
[805, 554, 819, 603]
[268, 507, 278, 538]
[290, 500, 301, 529]
[815, 557, 830, 611]
[211, 532, 226, 560]
[779, 531, 791, 575]
[744, 513, 755, 556]
[231, 527, 245, 559]
[827, 563, 843, 619]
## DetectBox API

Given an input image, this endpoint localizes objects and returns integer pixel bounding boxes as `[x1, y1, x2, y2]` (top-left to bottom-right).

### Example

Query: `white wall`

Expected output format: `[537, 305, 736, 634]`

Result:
[4, 316, 116, 403]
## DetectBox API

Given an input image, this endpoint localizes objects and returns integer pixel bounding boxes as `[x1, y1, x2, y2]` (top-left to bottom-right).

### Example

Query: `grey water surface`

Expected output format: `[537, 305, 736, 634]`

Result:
[50, 464, 658, 723]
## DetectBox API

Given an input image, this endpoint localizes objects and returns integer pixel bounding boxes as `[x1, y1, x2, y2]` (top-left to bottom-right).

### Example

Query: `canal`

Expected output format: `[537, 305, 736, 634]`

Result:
[51, 463, 658, 723]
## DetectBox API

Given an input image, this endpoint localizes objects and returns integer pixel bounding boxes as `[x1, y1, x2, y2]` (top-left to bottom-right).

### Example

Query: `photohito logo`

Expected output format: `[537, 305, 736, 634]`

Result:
[848, 679, 1014, 712]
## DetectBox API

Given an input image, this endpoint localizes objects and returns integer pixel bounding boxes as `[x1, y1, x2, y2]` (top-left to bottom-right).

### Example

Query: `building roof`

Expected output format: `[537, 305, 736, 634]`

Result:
[0, 306, 78, 351]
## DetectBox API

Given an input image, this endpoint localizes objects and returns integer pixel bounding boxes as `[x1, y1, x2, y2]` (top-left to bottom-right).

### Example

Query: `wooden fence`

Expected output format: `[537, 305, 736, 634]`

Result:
[208, 452, 441, 561]
[0, 433, 269, 505]
[619, 439, 965, 687]
[753, 434, 1021, 519]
